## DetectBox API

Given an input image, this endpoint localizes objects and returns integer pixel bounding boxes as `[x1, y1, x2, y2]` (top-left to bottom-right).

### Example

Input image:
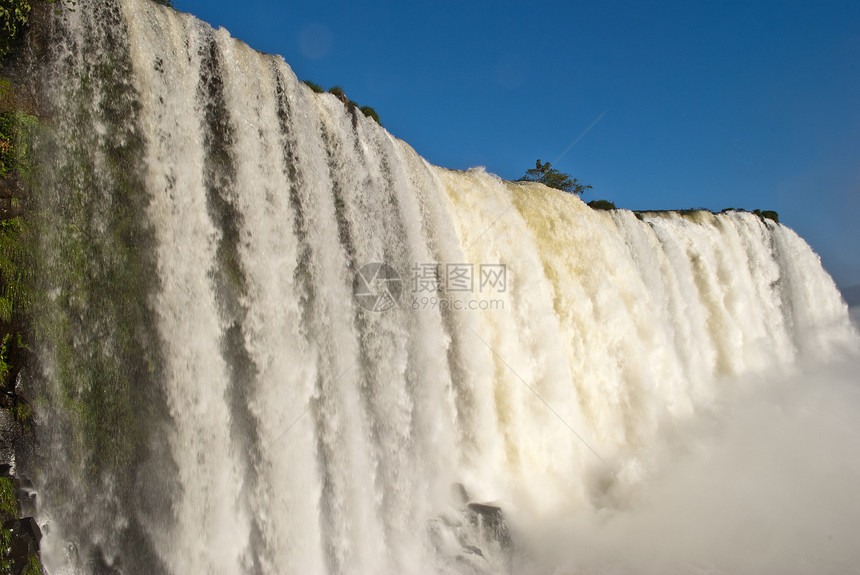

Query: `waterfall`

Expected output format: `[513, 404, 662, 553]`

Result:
[18, 0, 859, 573]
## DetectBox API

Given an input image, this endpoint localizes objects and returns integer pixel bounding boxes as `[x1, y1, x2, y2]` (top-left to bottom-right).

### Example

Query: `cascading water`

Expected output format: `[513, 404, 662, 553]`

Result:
[15, 0, 860, 573]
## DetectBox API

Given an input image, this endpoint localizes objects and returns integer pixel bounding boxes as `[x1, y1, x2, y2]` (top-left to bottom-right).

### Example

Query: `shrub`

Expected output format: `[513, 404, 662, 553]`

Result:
[760, 210, 779, 223]
[360, 105, 380, 125]
[327, 85, 346, 99]
[587, 199, 616, 210]
[22, 555, 42, 575]
[753, 209, 779, 224]
[302, 80, 323, 93]
[518, 159, 592, 195]
[0, 0, 31, 60]
[320, 86, 383, 124]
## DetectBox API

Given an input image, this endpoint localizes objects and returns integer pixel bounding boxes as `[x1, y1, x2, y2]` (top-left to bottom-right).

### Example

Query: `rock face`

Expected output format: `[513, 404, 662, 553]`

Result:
[4, 517, 41, 552]
[427, 485, 516, 573]
[466, 502, 512, 548]
[0, 400, 21, 478]
[0, 176, 23, 220]
[0, 408, 21, 441]
[1, 8, 43, 573]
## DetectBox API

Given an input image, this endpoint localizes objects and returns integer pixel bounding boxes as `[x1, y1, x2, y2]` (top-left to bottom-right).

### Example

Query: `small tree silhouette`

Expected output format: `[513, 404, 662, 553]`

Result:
[518, 159, 592, 196]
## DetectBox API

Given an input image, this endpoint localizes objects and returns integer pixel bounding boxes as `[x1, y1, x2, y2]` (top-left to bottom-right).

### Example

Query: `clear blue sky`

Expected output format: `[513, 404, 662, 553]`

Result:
[172, 0, 860, 288]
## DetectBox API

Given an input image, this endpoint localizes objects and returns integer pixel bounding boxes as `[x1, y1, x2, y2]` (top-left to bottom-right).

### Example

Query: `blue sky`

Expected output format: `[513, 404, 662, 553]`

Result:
[172, 0, 860, 288]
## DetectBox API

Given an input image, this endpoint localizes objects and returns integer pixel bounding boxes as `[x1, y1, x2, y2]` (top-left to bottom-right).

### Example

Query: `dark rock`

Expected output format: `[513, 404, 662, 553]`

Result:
[467, 502, 502, 516]
[0, 447, 13, 471]
[3, 517, 41, 542]
[15, 477, 36, 515]
[0, 408, 21, 440]
[3, 517, 42, 561]
[18, 490, 36, 518]
[0, 197, 23, 220]
[467, 502, 511, 547]
[588, 199, 616, 210]
[14, 370, 27, 400]
[463, 545, 484, 558]
[0, 175, 22, 199]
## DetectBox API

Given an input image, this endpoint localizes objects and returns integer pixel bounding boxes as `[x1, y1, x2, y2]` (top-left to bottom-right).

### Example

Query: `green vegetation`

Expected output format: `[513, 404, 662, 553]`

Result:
[588, 199, 616, 210]
[0, 111, 35, 178]
[328, 85, 346, 100]
[11, 400, 30, 428]
[2, 16, 167, 565]
[518, 159, 592, 196]
[0, 0, 31, 60]
[326, 85, 383, 125]
[18, 27, 177, 563]
[720, 207, 780, 224]
[0, 477, 17, 520]
[0, 334, 9, 383]
[0, 477, 40, 573]
[22, 555, 42, 575]
[0, 218, 33, 323]
[302, 80, 323, 93]
[37, 66, 162, 482]
[0, 106, 37, 444]
[0, 528, 11, 569]
[0, 89, 37, 575]
[0, 113, 16, 178]
[755, 209, 779, 223]
[300, 83, 383, 125]
[634, 207, 781, 225]
[359, 105, 380, 124]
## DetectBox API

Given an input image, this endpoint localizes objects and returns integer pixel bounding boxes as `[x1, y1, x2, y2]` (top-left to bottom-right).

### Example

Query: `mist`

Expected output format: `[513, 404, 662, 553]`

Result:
[524, 344, 860, 574]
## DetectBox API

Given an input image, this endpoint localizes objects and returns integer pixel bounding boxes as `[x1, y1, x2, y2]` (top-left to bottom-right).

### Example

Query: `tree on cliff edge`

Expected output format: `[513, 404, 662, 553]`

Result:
[518, 159, 592, 196]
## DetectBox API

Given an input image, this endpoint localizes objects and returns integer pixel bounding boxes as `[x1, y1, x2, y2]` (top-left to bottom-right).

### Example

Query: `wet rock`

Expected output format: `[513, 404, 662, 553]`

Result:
[0, 447, 13, 472]
[14, 370, 27, 400]
[16, 477, 36, 516]
[3, 517, 42, 562]
[0, 196, 22, 220]
[0, 390, 14, 409]
[467, 502, 511, 548]
[464, 545, 484, 558]
[0, 175, 22, 199]
[0, 408, 21, 441]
